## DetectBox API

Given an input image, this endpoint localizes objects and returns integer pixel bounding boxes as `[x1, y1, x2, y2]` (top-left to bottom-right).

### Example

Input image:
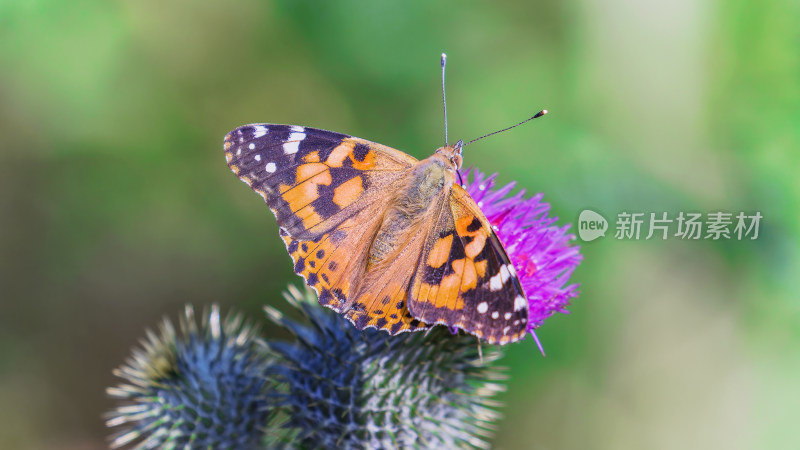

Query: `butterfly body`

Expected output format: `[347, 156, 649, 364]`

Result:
[225, 124, 529, 345]
[368, 150, 457, 267]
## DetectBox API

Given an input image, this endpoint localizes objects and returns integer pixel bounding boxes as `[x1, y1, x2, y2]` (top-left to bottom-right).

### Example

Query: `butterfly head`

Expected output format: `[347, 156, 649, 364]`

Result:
[435, 139, 464, 171]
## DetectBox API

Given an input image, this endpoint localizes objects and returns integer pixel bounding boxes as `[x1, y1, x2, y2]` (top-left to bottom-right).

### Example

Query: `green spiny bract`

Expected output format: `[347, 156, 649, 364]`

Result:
[265, 285, 508, 449]
[105, 305, 271, 449]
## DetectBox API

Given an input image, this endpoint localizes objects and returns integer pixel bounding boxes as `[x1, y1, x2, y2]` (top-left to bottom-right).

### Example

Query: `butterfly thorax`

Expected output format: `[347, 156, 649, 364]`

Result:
[366, 152, 457, 269]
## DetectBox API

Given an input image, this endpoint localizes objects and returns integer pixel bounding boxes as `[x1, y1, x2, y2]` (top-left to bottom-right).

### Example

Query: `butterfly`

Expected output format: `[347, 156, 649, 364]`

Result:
[224, 123, 533, 345]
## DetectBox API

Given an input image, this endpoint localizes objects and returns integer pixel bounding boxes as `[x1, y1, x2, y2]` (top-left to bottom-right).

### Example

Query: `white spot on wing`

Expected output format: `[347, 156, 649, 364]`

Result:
[284, 140, 300, 154]
[254, 154, 261, 162]
[477, 302, 488, 314]
[248, 143, 255, 150]
[252, 125, 268, 138]
[284, 129, 305, 155]
[290, 125, 305, 132]
[265, 162, 276, 173]
[514, 295, 526, 311]
[503, 326, 510, 335]
[491, 311, 499, 319]
[500, 264, 510, 283]
[489, 273, 503, 291]
[504, 312, 512, 320]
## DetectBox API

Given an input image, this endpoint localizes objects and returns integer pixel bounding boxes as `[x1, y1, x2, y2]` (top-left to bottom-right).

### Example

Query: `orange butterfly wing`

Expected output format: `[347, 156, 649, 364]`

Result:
[408, 186, 529, 345]
[225, 124, 416, 240]
[225, 124, 427, 334]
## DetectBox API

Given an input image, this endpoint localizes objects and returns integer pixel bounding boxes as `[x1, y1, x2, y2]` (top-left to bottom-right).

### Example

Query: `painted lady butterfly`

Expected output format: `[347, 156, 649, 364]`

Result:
[224, 56, 542, 345]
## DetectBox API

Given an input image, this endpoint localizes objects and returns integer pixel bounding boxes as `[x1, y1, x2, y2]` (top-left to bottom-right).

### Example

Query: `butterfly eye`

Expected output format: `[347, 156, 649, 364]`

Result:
[452, 154, 463, 169]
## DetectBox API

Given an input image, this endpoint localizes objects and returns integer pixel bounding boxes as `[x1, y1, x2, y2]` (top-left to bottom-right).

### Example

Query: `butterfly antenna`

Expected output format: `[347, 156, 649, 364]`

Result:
[442, 53, 465, 185]
[441, 53, 448, 146]
[465, 109, 548, 146]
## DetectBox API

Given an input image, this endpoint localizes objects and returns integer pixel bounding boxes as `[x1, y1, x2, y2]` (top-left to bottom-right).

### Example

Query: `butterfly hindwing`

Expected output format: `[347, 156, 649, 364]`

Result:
[280, 206, 429, 336]
[345, 216, 432, 335]
[277, 205, 380, 313]
[408, 185, 528, 345]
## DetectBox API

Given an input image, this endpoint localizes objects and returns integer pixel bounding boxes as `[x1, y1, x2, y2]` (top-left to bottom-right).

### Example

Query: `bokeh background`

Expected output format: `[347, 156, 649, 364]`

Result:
[1, 0, 798, 448]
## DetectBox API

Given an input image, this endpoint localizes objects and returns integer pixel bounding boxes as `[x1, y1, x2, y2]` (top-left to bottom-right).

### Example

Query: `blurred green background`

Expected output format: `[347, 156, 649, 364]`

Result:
[1, 0, 798, 448]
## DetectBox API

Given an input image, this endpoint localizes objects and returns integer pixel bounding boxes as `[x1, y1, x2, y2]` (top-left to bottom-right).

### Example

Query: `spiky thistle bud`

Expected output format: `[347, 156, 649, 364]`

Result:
[105, 305, 271, 449]
[263, 285, 507, 449]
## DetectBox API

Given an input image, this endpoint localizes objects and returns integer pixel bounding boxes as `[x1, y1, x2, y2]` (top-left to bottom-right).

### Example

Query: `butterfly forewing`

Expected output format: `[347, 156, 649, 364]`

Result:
[225, 124, 415, 240]
[408, 186, 528, 344]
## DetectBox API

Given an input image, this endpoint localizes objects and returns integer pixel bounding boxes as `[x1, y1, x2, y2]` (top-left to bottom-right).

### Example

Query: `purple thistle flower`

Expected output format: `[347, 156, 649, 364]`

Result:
[462, 168, 583, 352]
